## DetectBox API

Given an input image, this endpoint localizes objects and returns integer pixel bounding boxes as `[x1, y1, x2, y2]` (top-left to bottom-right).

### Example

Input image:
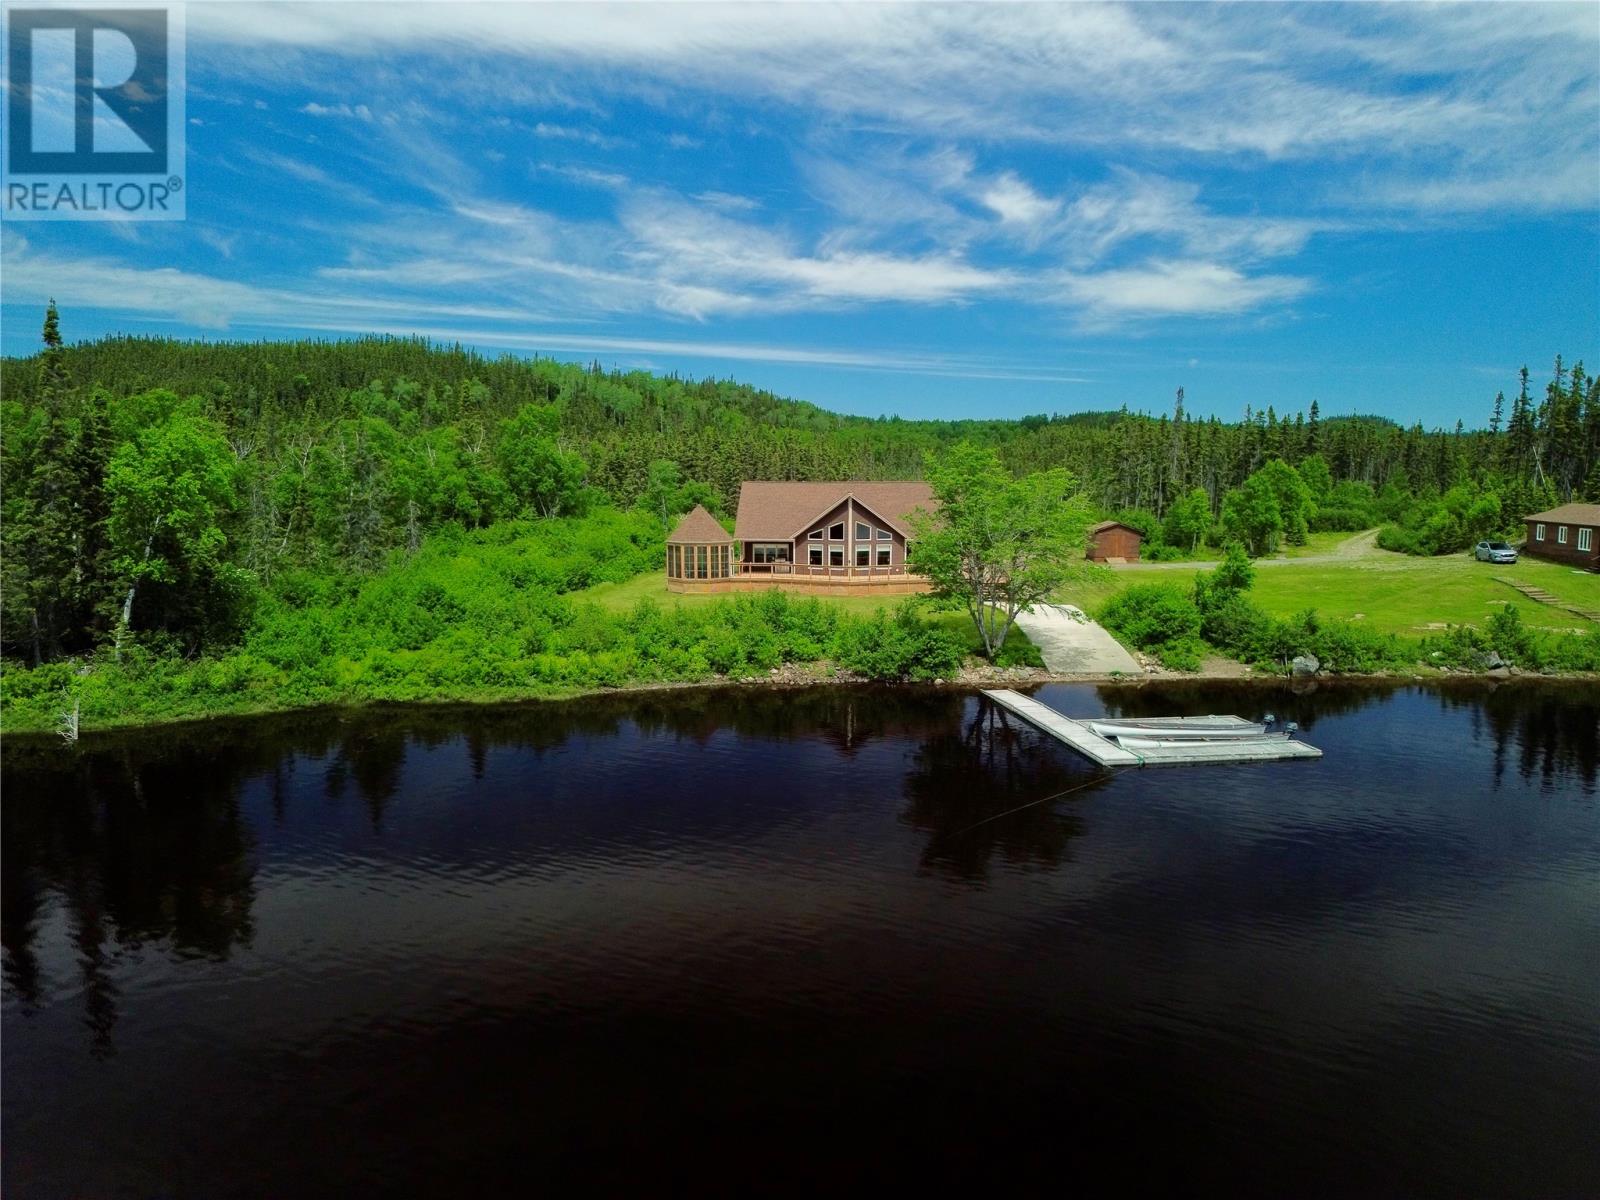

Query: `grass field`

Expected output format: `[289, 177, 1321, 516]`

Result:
[577, 545, 1598, 659]
[1065, 551, 1599, 637]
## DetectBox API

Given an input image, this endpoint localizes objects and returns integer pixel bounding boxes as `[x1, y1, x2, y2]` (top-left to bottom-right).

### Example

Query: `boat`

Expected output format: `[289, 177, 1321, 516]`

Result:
[1114, 732, 1293, 751]
[1087, 721, 1269, 741]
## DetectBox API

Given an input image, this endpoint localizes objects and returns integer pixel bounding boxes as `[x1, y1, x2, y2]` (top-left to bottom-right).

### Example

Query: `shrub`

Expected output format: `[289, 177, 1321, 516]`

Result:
[832, 602, 966, 681]
[1142, 543, 1194, 562]
[1099, 584, 1202, 648]
[1151, 636, 1206, 671]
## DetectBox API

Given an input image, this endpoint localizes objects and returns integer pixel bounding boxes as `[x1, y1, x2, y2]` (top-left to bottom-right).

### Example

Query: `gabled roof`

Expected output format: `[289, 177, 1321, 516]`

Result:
[666, 504, 732, 544]
[734, 481, 936, 542]
[1525, 503, 1600, 525]
[1089, 520, 1144, 535]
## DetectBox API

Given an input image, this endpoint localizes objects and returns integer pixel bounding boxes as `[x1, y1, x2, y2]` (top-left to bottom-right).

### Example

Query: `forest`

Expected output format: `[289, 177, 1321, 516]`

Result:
[1, 306, 1596, 728]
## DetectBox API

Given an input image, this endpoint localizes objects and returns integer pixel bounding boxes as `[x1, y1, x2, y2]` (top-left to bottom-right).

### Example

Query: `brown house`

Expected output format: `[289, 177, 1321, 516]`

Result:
[1087, 520, 1143, 563]
[666, 481, 935, 594]
[1523, 504, 1600, 571]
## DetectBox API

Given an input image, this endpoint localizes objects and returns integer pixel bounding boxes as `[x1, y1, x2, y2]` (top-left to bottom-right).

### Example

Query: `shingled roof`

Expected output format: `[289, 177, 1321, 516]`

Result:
[1525, 503, 1600, 525]
[734, 481, 936, 542]
[666, 504, 732, 544]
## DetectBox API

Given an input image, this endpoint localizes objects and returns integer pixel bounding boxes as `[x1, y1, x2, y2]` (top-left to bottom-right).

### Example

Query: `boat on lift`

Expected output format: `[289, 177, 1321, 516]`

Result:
[1114, 732, 1293, 752]
[1087, 720, 1270, 741]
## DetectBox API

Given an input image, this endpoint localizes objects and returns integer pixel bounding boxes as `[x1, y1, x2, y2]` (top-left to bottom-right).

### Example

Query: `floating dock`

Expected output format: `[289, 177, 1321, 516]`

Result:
[982, 689, 1322, 767]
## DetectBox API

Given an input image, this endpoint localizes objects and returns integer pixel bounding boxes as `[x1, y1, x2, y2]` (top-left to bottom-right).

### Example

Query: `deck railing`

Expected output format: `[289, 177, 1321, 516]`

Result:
[731, 561, 917, 581]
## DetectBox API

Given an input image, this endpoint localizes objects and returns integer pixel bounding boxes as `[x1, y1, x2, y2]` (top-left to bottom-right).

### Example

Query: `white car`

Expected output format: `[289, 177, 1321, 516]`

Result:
[1474, 540, 1518, 564]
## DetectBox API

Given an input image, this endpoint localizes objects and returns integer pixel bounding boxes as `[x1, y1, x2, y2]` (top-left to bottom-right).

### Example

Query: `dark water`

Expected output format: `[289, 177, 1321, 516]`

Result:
[4, 682, 1597, 1197]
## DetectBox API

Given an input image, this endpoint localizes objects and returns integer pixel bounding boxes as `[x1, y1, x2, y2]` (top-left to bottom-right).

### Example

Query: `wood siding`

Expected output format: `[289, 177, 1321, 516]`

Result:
[1088, 525, 1142, 562]
[1525, 520, 1600, 570]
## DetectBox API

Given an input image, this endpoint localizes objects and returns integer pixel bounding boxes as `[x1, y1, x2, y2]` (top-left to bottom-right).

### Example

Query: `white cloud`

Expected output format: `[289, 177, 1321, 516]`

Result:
[982, 172, 1061, 228]
[532, 122, 625, 149]
[537, 162, 629, 189]
[693, 191, 760, 213]
[189, 1, 1597, 216]
[300, 101, 372, 120]
[1058, 260, 1313, 323]
[0, 233, 1094, 383]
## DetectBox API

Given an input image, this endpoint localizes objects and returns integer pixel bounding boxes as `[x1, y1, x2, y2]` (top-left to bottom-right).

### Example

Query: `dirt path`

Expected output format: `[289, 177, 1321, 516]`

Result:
[1115, 529, 1385, 571]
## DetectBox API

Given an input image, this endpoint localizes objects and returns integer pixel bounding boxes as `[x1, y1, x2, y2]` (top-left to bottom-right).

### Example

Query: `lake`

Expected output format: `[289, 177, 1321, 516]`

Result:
[3, 682, 1597, 1196]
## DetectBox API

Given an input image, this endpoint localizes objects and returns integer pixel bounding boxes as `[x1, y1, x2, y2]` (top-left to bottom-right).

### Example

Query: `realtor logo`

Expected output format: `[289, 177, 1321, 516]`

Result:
[4, 3, 185, 219]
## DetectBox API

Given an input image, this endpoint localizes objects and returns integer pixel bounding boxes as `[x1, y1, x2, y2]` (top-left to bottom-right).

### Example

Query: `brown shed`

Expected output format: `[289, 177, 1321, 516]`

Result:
[1087, 520, 1143, 563]
[1523, 504, 1600, 571]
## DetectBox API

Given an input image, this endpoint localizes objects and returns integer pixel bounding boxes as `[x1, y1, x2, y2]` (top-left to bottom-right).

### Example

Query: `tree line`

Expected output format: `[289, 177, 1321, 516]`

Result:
[3, 307, 1594, 668]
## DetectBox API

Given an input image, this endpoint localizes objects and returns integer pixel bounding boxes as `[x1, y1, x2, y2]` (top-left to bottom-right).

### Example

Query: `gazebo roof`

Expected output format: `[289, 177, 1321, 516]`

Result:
[666, 504, 731, 544]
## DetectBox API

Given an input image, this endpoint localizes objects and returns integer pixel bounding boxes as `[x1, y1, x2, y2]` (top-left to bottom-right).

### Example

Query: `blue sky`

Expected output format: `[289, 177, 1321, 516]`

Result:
[3, 1, 1597, 426]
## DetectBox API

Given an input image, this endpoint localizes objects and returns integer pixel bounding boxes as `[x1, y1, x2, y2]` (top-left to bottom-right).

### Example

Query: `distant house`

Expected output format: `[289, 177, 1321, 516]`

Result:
[666, 481, 935, 593]
[1523, 504, 1600, 571]
[1087, 520, 1143, 563]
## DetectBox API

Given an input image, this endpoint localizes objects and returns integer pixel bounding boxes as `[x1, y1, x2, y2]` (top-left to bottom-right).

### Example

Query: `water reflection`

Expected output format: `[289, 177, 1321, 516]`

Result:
[4, 745, 259, 1008]
[1099, 679, 1599, 792]
[903, 702, 1096, 881]
[3, 682, 1598, 1196]
[1, 687, 1070, 1048]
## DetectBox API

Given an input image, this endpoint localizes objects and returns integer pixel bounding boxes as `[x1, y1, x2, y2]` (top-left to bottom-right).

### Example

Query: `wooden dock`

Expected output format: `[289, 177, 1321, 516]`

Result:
[982, 690, 1323, 768]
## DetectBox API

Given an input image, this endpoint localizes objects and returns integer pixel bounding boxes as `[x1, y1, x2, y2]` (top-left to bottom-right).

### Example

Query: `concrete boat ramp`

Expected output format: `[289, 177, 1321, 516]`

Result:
[982, 689, 1323, 768]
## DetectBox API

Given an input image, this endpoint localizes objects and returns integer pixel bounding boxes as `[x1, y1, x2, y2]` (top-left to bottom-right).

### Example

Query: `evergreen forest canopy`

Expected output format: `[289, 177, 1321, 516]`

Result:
[2, 309, 1597, 675]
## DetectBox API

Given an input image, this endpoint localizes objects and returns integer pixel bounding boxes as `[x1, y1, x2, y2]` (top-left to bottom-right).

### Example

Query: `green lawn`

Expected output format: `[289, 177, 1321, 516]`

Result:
[579, 550, 1598, 663]
[1061, 552, 1599, 637]
[1273, 530, 1360, 559]
[577, 572, 900, 616]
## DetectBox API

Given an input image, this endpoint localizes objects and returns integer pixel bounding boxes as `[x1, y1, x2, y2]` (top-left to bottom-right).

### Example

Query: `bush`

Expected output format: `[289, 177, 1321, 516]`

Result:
[1150, 636, 1206, 671]
[832, 602, 966, 681]
[1099, 585, 1201, 647]
[1099, 585, 1204, 669]
[1142, 543, 1194, 562]
[1199, 592, 1271, 654]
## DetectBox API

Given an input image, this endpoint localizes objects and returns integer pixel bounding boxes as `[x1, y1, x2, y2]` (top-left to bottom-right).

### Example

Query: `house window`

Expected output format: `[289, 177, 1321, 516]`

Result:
[1558, 526, 1569, 544]
[696, 546, 708, 579]
[1536, 523, 1546, 541]
[809, 547, 823, 566]
[829, 522, 845, 540]
[1579, 528, 1593, 552]
[855, 521, 871, 541]
[751, 543, 789, 563]
[877, 527, 891, 540]
[829, 549, 844, 567]
[856, 548, 870, 567]
[808, 529, 823, 540]
[877, 547, 891, 566]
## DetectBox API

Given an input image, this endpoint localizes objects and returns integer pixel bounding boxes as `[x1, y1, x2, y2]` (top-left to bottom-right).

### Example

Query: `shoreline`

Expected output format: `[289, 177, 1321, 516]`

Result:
[4, 658, 1596, 744]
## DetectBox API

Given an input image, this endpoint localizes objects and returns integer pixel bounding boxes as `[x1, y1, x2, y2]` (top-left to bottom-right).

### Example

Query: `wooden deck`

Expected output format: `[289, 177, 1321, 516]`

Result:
[982, 689, 1323, 768]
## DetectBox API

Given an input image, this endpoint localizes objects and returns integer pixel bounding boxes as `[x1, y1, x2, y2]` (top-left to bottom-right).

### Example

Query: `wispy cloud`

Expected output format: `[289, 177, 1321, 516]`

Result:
[300, 101, 372, 120]
[190, 2, 1597, 204]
